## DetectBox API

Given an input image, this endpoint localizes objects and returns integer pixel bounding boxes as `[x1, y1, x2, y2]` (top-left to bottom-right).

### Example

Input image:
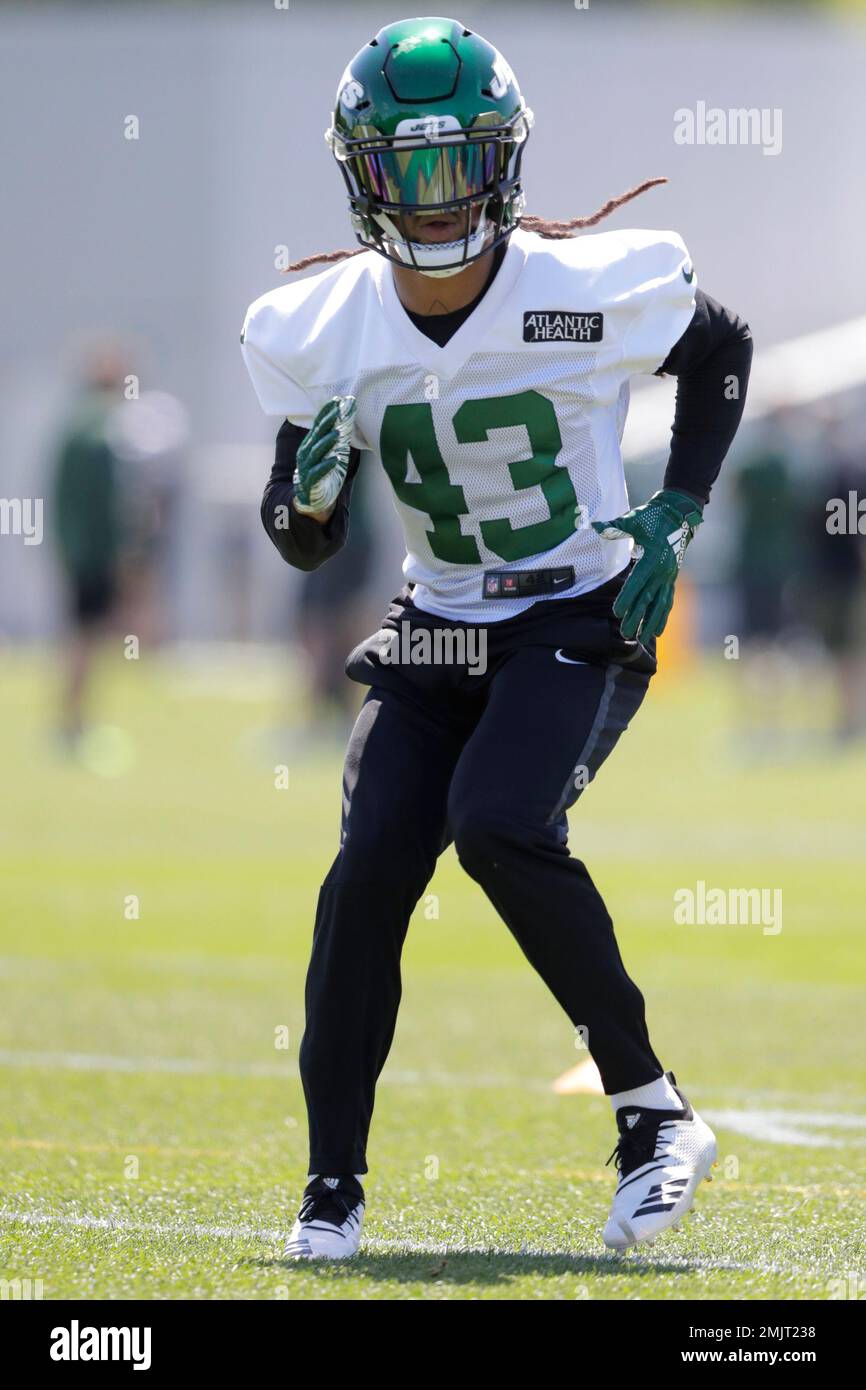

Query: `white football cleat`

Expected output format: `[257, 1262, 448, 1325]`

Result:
[284, 1175, 365, 1260]
[603, 1073, 716, 1252]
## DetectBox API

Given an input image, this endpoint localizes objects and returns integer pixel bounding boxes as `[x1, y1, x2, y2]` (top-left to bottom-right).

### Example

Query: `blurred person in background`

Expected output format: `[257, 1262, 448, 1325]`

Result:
[806, 415, 866, 742]
[729, 409, 800, 750]
[52, 340, 187, 747]
[52, 341, 127, 745]
[734, 411, 798, 648]
[107, 388, 188, 649]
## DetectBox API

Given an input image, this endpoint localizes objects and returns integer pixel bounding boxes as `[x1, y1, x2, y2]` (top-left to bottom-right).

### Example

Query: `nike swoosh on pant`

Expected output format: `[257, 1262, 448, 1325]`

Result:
[554, 650, 588, 665]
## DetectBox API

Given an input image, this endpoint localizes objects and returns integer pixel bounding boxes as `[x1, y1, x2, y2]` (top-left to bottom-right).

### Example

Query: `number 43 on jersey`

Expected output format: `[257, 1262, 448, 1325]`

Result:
[380, 389, 584, 565]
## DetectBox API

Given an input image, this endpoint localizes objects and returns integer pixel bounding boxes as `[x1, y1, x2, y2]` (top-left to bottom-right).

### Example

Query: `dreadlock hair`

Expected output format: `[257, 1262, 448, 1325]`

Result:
[284, 176, 668, 274]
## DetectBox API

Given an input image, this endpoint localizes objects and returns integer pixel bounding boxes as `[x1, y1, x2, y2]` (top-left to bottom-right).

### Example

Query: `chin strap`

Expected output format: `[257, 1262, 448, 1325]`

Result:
[374, 209, 493, 278]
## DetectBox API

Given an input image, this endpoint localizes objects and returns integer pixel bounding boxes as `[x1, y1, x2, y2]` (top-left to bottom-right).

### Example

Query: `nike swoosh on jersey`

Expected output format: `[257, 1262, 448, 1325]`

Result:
[555, 650, 589, 665]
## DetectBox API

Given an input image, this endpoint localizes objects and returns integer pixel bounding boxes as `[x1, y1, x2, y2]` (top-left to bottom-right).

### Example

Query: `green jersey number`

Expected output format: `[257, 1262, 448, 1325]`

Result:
[380, 390, 579, 565]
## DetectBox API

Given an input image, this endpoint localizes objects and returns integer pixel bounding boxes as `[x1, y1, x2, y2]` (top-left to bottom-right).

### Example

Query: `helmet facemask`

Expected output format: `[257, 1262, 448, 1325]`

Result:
[327, 108, 532, 277]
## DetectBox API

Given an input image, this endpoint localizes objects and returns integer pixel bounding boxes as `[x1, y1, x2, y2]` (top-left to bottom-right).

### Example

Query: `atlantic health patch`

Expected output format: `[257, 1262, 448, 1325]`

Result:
[523, 311, 603, 343]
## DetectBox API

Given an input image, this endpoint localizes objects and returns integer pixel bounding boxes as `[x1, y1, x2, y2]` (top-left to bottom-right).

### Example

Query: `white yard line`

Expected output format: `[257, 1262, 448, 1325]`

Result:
[0, 1048, 289, 1079]
[0, 1207, 286, 1244]
[702, 1108, 866, 1148]
[0, 1207, 810, 1277]
[1, 1051, 865, 1131]
[0, 1048, 541, 1090]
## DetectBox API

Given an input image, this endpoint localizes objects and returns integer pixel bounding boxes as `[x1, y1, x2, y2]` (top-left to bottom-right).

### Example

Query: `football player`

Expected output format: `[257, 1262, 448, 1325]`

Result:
[241, 16, 752, 1259]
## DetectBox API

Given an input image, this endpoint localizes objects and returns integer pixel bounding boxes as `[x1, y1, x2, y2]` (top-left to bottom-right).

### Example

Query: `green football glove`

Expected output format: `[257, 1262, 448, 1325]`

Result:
[592, 488, 703, 641]
[292, 395, 356, 516]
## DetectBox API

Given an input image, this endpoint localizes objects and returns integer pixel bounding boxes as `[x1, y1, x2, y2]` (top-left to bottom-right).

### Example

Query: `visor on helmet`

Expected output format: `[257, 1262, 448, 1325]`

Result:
[358, 137, 497, 209]
[329, 111, 531, 214]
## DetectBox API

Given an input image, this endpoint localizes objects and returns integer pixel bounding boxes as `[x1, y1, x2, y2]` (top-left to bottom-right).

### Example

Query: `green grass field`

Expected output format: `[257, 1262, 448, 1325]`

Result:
[1, 646, 864, 1301]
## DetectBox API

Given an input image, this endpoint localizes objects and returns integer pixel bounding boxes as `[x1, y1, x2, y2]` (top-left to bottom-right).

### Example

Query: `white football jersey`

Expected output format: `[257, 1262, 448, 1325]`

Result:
[241, 227, 696, 622]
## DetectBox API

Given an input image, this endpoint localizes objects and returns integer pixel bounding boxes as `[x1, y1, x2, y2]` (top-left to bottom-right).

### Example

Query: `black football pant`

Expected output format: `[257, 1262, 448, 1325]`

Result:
[299, 575, 664, 1174]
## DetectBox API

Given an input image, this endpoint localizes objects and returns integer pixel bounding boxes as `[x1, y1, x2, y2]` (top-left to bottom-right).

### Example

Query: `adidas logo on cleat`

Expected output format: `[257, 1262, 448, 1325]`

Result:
[632, 1177, 689, 1217]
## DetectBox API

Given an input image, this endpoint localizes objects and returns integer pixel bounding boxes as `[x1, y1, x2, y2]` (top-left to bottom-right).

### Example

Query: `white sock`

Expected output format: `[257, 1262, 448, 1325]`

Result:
[610, 1074, 680, 1114]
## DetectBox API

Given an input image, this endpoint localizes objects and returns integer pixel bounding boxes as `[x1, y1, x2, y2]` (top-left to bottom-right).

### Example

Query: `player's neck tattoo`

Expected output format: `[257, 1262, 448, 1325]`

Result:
[392, 248, 495, 318]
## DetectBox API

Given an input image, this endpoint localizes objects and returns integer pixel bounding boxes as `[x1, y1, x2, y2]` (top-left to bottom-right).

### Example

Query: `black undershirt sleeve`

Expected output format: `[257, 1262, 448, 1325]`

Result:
[261, 420, 361, 571]
[657, 288, 753, 507]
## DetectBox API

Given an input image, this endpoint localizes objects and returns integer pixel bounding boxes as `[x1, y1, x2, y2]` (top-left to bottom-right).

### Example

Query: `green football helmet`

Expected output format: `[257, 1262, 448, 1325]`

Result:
[325, 16, 533, 277]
